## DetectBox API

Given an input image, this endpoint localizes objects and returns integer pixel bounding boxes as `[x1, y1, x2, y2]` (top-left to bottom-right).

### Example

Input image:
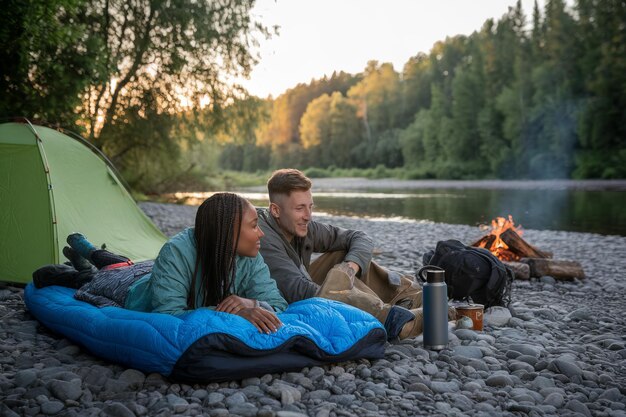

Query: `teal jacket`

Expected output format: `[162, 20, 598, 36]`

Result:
[125, 228, 287, 315]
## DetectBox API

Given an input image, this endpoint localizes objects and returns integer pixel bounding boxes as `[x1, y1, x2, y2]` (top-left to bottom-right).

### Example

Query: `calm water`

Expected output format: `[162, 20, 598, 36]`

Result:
[174, 187, 626, 236]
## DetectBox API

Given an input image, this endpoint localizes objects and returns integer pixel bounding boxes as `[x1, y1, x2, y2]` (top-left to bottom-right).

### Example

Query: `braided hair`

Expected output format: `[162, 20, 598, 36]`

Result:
[187, 192, 246, 309]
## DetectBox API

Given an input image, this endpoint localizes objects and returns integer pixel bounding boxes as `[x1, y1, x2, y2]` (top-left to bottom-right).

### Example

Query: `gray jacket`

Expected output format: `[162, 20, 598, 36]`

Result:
[257, 208, 374, 303]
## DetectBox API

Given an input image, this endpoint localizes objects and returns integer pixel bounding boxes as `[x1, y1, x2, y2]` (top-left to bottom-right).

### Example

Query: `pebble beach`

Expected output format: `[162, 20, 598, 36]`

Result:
[1, 201, 625, 417]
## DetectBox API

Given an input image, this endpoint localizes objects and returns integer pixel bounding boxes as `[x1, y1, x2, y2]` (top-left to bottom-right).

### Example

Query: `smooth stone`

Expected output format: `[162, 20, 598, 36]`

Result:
[229, 403, 258, 417]
[486, 374, 513, 387]
[450, 393, 474, 411]
[225, 392, 247, 408]
[565, 399, 592, 417]
[509, 361, 535, 373]
[281, 386, 301, 405]
[307, 390, 331, 401]
[508, 344, 541, 358]
[165, 394, 189, 413]
[101, 402, 135, 417]
[456, 316, 474, 329]
[548, 357, 583, 379]
[407, 382, 432, 394]
[463, 381, 483, 392]
[599, 388, 622, 402]
[47, 378, 82, 401]
[516, 354, 538, 366]
[118, 369, 145, 389]
[191, 389, 209, 400]
[455, 329, 480, 341]
[543, 392, 564, 408]
[430, 381, 459, 393]
[362, 402, 378, 412]
[484, 307, 512, 326]
[566, 308, 593, 321]
[15, 370, 37, 388]
[276, 412, 308, 417]
[452, 345, 484, 359]
[540, 276, 556, 284]
[207, 392, 225, 405]
[40, 401, 64, 415]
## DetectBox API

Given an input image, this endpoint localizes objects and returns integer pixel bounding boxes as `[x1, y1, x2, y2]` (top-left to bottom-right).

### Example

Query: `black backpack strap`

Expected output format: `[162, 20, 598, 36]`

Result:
[416, 265, 445, 283]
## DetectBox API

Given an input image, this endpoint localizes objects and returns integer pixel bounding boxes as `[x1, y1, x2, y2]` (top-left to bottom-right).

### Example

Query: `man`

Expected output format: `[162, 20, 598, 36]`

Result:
[257, 169, 449, 340]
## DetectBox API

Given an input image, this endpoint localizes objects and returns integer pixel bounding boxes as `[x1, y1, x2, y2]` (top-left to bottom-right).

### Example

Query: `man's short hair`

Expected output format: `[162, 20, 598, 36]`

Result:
[267, 169, 312, 203]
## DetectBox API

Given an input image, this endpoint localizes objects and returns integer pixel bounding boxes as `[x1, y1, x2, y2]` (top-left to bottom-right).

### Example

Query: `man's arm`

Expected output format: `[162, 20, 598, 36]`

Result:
[308, 221, 374, 274]
[259, 237, 319, 304]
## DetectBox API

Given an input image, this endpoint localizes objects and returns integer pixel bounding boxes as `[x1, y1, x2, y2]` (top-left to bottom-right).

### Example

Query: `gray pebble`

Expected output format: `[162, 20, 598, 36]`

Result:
[485, 374, 513, 387]
[543, 392, 564, 407]
[101, 402, 136, 417]
[548, 357, 583, 379]
[40, 400, 64, 415]
[206, 392, 224, 405]
[225, 392, 247, 408]
[430, 381, 459, 393]
[452, 345, 484, 359]
[14, 370, 37, 388]
[565, 399, 592, 417]
[47, 378, 82, 401]
[508, 344, 542, 358]
[228, 403, 258, 417]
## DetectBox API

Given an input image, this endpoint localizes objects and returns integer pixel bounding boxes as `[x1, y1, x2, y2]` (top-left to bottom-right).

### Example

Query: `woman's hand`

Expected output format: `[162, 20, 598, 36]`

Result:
[216, 295, 256, 314]
[236, 307, 283, 334]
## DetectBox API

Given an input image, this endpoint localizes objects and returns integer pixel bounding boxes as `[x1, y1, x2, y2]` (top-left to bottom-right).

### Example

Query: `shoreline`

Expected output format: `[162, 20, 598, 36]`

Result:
[240, 178, 626, 193]
[1, 202, 625, 417]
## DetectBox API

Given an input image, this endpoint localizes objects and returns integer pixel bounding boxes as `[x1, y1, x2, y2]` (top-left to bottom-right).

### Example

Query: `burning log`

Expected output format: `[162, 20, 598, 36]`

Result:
[471, 234, 496, 249]
[500, 229, 552, 259]
[503, 261, 530, 280]
[520, 258, 585, 280]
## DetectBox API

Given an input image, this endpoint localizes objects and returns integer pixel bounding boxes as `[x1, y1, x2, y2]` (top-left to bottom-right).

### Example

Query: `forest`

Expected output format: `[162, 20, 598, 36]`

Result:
[1, 0, 624, 193]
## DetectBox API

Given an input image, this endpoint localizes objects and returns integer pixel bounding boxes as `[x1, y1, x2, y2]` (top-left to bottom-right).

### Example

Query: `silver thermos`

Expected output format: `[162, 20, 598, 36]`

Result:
[420, 267, 448, 350]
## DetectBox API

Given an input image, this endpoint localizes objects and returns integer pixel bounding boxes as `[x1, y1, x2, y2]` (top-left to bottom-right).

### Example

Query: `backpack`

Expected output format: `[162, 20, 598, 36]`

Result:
[420, 239, 513, 308]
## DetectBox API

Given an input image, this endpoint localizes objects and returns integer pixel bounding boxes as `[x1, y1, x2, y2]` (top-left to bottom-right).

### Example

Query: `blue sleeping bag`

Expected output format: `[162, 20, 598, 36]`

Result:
[24, 284, 386, 382]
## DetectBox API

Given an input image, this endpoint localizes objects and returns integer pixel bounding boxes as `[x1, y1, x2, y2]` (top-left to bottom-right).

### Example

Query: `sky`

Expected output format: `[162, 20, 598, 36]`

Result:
[240, 0, 555, 98]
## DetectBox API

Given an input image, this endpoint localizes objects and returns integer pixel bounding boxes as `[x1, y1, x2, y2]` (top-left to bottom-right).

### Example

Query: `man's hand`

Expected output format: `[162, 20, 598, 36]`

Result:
[216, 295, 256, 314]
[236, 307, 283, 334]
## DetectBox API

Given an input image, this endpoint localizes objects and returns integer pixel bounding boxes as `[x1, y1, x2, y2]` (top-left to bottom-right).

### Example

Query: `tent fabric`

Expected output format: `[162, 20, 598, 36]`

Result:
[0, 122, 167, 283]
[24, 284, 387, 382]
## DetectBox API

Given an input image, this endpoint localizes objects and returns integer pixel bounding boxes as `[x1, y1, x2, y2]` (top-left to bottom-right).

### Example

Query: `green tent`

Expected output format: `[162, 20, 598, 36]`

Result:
[0, 121, 168, 284]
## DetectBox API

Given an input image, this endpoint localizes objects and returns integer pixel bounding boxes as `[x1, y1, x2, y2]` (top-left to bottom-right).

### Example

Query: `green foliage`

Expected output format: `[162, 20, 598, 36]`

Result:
[0, 0, 104, 126]
[4, 0, 625, 193]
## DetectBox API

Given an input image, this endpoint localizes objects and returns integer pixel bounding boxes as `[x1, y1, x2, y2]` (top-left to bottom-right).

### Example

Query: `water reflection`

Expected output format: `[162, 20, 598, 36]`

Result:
[170, 188, 626, 236]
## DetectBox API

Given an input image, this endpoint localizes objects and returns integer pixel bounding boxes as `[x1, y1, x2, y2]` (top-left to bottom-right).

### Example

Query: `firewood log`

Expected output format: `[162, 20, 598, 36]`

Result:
[519, 257, 585, 280]
[501, 229, 551, 259]
[471, 234, 496, 248]
[503, 261, 530, 280]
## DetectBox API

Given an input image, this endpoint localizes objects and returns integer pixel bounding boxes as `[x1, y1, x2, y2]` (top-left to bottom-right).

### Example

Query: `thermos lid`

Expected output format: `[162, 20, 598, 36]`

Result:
[426, 269, 445, 283]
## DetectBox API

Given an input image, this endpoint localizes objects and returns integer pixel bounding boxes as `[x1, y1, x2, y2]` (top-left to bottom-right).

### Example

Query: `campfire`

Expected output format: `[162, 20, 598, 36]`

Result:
[472, 215, 585, 281]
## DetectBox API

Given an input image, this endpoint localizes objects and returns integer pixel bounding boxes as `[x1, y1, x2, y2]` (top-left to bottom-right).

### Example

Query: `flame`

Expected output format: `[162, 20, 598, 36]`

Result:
[477, 215, 524, 261]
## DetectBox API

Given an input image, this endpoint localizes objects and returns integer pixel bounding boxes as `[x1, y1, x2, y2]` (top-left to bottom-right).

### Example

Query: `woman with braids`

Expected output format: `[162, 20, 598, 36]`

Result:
[33, 193, 287, 334]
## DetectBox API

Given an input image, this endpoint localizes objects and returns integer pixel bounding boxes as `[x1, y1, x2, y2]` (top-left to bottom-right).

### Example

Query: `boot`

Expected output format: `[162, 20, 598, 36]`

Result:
[317, 265, 414, 340]
[389, 287, 423, 310]
[316, 264, 355, 297]
[89, 249, 132, 270]
[62, 246, 96, 272]
[66, 233, 97, 259]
